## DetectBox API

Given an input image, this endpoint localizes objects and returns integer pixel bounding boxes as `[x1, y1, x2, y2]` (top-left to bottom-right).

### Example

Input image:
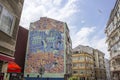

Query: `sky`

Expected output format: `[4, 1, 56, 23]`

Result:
[20, 0, 116, 59]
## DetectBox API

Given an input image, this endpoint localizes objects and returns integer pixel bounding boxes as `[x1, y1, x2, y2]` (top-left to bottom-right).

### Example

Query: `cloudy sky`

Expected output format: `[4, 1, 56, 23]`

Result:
[20, 0, 116, 59]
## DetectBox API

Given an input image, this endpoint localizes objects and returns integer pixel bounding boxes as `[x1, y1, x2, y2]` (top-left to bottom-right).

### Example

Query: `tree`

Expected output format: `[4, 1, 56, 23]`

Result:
[68, 76, 78, 80]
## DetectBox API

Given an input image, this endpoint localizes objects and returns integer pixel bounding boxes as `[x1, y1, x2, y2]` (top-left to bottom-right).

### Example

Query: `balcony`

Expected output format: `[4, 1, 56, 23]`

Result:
[72, 60, 85, 63]
[110, 51, 120, 60]
[116, 19, 120, 27]
[72, 66, 86, 70]
[111, 65, 120, 72]
[110, 37, 120, 46]
[114, 65, 120, 71]
[107, 19, 120, 38]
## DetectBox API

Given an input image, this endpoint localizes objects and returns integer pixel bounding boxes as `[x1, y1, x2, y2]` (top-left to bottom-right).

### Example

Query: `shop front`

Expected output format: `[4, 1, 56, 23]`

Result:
[0, 53, 14, 73]
[0, 59, 22, 80]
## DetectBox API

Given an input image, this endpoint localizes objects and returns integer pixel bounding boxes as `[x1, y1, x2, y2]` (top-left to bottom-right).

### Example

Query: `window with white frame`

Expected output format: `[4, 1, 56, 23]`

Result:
[0, 3, 14, 35]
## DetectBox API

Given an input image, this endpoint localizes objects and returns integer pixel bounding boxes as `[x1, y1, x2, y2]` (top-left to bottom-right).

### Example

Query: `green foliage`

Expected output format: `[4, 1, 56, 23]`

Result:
[68, 76, 78, 80]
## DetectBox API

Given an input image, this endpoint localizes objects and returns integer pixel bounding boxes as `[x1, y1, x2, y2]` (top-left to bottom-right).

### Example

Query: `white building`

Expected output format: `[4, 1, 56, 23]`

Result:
[105, 0, 120, 80]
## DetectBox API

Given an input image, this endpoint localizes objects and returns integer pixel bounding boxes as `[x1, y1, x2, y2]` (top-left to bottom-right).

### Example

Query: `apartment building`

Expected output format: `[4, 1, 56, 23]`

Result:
[72, 45, 107, 80]
[93, 49, 106, 80]
[0, 0, 24, 73]
[24, 17, 72, 80]
[105, 0, 120, 80]
[72, 45, 94, 80]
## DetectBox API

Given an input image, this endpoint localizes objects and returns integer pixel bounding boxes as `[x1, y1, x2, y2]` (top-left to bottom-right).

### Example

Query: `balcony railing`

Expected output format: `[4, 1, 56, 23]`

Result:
[111, 65, 120, 71]
[112, 53, 120, 58]
[110, 50, 120, 60]
[116, 19, 120, 27]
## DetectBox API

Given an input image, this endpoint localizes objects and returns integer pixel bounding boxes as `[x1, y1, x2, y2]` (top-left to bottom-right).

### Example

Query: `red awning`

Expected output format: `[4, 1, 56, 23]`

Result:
[7, 62, 21, 73]
[0, 53, 14, 62]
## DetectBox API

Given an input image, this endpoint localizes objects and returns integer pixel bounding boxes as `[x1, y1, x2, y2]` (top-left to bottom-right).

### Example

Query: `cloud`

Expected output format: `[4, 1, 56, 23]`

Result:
[53, 0, 62, 6]
[72, 26, 109, 59]
[81, 20, 85, 23]
[20, 0, 79, 29]
[90, 36, 109, 59]
[20, 0, 109, 59]
[72, 27, 96, 48]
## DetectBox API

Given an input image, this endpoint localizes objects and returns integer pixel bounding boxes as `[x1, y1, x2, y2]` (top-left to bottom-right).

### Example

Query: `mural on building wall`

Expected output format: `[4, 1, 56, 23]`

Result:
[24, 18, 65, 74]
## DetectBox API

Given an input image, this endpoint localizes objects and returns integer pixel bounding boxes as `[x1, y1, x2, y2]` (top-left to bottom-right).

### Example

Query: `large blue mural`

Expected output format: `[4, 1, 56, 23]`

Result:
[29, 29, 64, 53]
[24, 18, 65, 75]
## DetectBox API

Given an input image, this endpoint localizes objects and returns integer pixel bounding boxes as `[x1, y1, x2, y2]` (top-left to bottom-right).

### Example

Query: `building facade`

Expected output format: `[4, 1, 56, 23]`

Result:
[105, 59, 111, 80]
[105, 0, 120, 80]
[14, 26, 28, 72]
[64, 23, 72, 80]
[0, 0, 24, 73]
[72, 45, 107, 80]
[24, 17, 72, 80]
[5, 26, 29, 80]
[72, 45, 94, 80]
[93, 49, 106, 80]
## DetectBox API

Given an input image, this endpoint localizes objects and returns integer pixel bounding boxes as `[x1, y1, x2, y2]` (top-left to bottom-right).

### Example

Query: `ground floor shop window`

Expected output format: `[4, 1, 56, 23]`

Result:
[9, 73, 23, 80]
[79, 77, 85, 80]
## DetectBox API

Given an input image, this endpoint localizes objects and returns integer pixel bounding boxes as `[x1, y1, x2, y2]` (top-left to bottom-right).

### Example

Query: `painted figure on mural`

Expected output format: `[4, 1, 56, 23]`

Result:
[29, 29, 63, 53]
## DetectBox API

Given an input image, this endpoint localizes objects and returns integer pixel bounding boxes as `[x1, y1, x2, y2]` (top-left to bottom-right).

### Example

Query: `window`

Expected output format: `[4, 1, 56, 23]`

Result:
[0, 4, 2, 15]
[72, 57, 77, 60]
[73, 70, 78, 74]
[80, 70, 85, 74]
[94, 64, 96, 67]
[114, 16, 117, 25]
[79, 56, 84, 61]
[117, 11, 120, 18]
[117, 8, 120, 19]
[87, 70, 91, 74]
[0, 4, 14, 35]
[80, 63, 85, 67]
[80, 77, 85, 80]
[75, 51, 79, 54]
[73, 64, 77, 67]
